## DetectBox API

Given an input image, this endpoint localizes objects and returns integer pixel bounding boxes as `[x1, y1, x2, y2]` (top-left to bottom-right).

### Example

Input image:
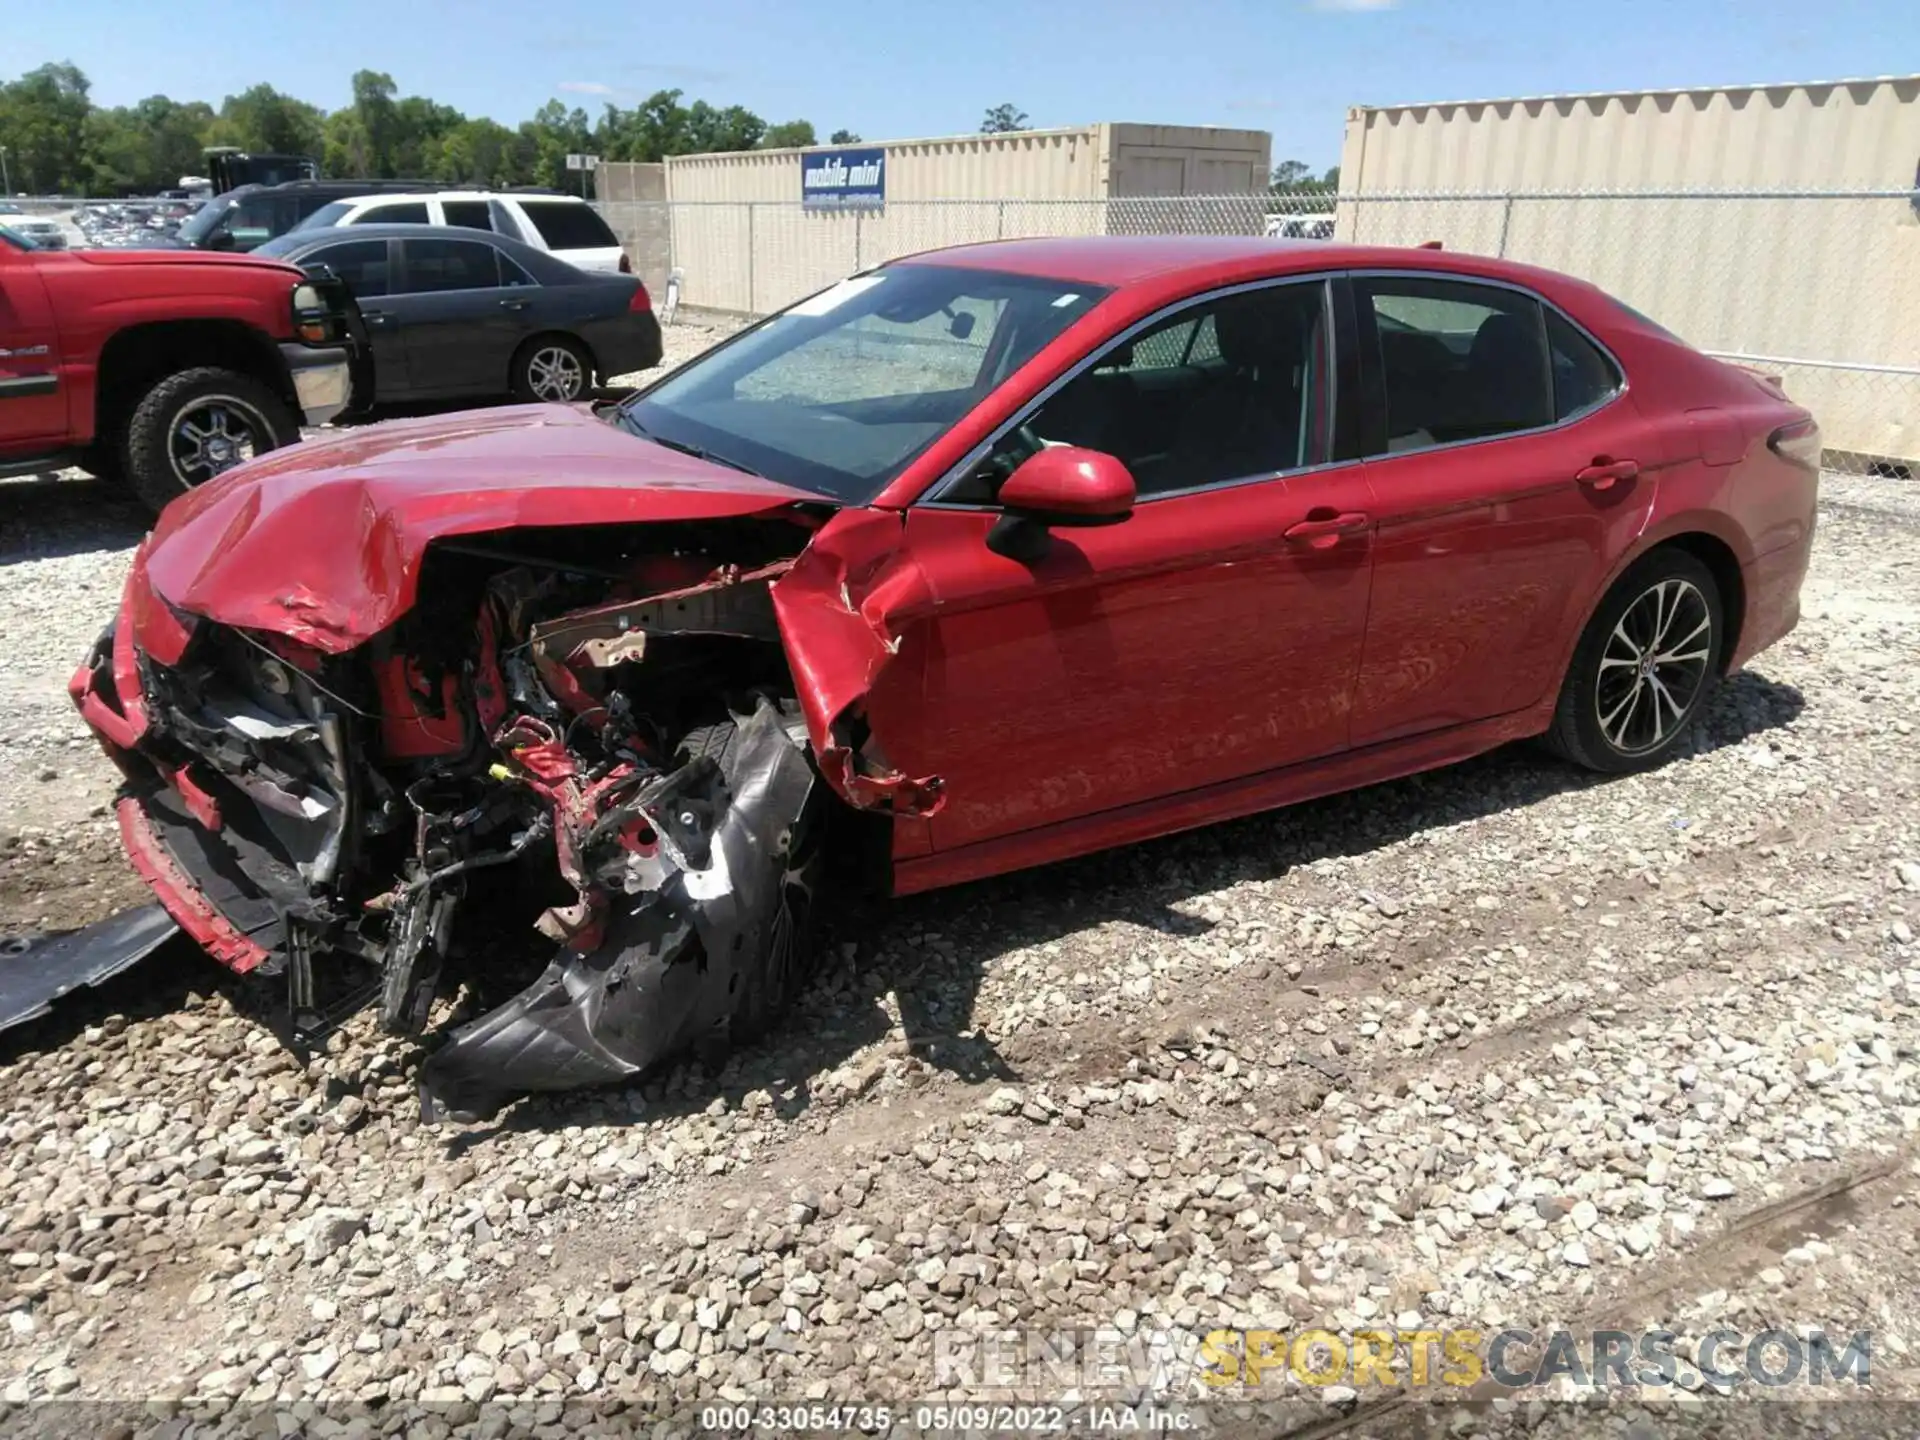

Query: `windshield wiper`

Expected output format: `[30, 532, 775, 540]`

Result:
[621, 415, 765, 478]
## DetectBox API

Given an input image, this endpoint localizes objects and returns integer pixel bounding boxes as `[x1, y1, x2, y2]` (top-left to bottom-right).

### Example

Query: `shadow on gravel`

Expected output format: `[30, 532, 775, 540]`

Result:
[444, 670, 1806, 1145]
[0, 472, 149, 566]
[0, 932, 240, 1066]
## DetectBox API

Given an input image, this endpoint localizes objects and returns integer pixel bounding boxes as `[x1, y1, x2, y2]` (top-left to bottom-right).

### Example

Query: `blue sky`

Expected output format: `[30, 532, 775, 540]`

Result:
[9, 0, 1917, 167]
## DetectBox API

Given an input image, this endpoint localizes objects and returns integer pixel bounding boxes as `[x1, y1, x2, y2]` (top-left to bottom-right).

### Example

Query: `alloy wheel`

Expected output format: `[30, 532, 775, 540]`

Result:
[1593, 577, 1715, 756]
[526, 346, 586, 401]
[168, 397, 271, 488]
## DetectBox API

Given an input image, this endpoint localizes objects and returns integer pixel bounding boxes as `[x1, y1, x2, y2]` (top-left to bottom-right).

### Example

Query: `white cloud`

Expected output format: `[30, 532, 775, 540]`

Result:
[557, 80, 614, 96]
[1313, 0, 1397, 10]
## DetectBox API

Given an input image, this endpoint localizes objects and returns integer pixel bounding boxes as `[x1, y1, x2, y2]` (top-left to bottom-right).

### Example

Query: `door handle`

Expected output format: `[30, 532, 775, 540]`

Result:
[499, 298, 529, 311]
[1575, 458, 1639, 490]
[1283, 511, 1370, 549]
[361, 310, 391, 327]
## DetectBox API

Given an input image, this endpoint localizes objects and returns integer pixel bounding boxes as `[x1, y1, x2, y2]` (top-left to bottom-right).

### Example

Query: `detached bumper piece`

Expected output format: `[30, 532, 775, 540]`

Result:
[0, 905, 180, 1034]
[418, 699, 816, 1122]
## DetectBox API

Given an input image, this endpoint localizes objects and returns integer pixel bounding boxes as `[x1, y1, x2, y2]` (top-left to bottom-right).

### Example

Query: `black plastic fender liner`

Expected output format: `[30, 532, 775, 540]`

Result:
[0, 904, 181, 1033]
[417, 699, 818, 1123]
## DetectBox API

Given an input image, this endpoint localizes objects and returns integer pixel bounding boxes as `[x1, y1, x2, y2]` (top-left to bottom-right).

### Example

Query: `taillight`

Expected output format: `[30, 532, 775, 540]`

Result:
[629, 283, 652, 315]
[1768, 418, 1822, 472]
[618, 252, 632, 274]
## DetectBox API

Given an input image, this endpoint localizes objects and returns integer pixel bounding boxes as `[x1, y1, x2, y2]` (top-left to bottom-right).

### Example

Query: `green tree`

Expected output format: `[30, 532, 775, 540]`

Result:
[979, 103, 1029, 134]
[349, 69, 400, 176]
[828, 128, 861, 145]
[0, 62, 93, 192]
[761, 120, 817, 149]
[209, 83, 325, 157]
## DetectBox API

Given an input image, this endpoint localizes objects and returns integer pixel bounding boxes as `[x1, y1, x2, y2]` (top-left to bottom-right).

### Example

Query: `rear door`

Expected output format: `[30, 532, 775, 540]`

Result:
[1347, 270, 1661, 745]
[389, 236, 517, 397]
[0, 242, 67, 448]
[301, 238, 407, 398]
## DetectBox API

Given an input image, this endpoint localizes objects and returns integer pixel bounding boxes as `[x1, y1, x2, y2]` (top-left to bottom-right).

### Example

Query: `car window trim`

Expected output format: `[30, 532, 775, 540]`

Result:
[919, 273, 1348, 510]
[305, 238, 395, 299]
[1346, 267, 1628, 461]
[395, 236, 505, 296]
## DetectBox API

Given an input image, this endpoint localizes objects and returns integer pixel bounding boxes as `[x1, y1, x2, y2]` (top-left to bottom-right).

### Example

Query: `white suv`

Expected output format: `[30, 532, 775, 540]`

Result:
[289, 191, 629, 274]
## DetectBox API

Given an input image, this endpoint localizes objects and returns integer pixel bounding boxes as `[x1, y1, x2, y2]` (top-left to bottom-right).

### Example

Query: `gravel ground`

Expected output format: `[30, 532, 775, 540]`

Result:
[1, 336, 1916, 1431]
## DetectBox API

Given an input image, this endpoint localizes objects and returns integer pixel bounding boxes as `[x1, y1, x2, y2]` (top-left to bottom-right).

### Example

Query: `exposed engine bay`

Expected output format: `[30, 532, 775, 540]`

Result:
[87, 517, 856, 1121]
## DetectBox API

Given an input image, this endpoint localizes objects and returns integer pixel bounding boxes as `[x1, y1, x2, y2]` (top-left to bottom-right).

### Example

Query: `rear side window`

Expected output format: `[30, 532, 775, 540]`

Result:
[500, 253, 537, 288]
[1545, 310, 1622, 421]
[518, 201, 618, 251]
[443, 201, 493, 232]
[307, 240, 391, 298]
[399, 237, 500, 293]
[1360, 276, 1553, 453]
[353, 201, 430, 226]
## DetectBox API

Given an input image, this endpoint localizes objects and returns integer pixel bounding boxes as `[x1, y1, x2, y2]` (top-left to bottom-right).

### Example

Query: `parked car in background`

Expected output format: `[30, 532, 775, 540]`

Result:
[1266, 213, 1335, 239]
[254, 224, 660, 404]
[0, 224, 362, 511]
[289, 191, 632, 274]
[70, 235, 1818, 1119]
[0, 212, 70, 250]
[165, 180, 482, 254]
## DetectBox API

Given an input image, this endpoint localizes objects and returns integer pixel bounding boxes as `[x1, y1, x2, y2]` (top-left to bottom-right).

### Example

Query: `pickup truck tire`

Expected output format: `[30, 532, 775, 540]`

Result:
[123, 367, 299, 514]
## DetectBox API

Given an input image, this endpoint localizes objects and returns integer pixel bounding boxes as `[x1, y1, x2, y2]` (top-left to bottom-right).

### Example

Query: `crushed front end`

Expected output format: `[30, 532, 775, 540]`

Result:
[72, 518, 846, 1120]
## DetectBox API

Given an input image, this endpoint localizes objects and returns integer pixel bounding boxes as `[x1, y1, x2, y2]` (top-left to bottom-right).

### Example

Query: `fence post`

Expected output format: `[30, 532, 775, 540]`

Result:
[1495, 194, 1515, 258]
[746, 203, 757, 315]
[996, 200, 1006, 239]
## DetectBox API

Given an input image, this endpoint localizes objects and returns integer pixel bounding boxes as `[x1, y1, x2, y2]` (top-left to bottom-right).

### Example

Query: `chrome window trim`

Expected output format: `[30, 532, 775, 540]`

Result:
[1348, 267, 1629, 460]
[920, 273, 1342, 509]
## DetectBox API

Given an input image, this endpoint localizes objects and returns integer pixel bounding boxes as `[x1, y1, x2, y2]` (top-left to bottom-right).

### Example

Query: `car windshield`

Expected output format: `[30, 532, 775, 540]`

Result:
[618, 264, 1108, 503]
[290, 201, 354, 232]
[176, 198, 235, 245]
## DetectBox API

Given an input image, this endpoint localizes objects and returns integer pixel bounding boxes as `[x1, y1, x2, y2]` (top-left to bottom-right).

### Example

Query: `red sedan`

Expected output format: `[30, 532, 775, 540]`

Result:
[71, 236, 1819, 1117]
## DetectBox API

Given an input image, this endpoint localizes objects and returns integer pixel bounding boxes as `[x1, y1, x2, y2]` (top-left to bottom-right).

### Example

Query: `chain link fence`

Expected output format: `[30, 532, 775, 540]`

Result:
[597, 187, 1920, 477]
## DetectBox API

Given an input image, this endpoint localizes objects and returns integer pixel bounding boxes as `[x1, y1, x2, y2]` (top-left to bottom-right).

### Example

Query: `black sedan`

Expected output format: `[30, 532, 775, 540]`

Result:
[254, 225, 663, 406]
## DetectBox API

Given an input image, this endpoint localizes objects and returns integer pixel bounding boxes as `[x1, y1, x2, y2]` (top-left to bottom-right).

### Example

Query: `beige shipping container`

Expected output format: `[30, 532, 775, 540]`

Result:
[662, 123, 1270, 313]
[1335, 76, 1920, 464]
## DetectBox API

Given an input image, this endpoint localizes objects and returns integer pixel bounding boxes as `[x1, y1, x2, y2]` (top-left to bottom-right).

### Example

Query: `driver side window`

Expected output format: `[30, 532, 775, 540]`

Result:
[951, 280, 1331, 503]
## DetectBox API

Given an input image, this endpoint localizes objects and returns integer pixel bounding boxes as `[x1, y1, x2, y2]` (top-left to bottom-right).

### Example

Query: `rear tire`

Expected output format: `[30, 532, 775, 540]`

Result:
[510, 335, 593, 404]
[1546, 548, 1724, 774]
[123, 367, 299, 514]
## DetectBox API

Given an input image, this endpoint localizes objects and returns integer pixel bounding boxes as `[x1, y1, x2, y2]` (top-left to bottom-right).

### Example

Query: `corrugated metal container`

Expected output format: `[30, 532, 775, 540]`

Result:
[1339, 75, 1920, 192]
[1336, 77, 1920, 462]
[662, 123, 1270, 312]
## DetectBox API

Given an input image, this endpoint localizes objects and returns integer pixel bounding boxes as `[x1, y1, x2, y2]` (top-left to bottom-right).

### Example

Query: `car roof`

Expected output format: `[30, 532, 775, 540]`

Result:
[255, 223, 609, 282]
[896, 234, 1575, 295]
[335, 190, 586, 205]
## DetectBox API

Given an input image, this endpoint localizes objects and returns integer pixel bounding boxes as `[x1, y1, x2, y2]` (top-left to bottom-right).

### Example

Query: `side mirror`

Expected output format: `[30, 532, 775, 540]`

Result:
[987, 446, 1135, 561]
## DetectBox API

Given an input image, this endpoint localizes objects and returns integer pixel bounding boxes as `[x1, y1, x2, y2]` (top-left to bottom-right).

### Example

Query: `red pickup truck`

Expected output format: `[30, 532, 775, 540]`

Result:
[0, 221, 361, 511]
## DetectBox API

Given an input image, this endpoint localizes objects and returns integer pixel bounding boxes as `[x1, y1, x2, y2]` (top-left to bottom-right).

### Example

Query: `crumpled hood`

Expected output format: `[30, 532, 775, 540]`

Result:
[141, 403, 819, 653]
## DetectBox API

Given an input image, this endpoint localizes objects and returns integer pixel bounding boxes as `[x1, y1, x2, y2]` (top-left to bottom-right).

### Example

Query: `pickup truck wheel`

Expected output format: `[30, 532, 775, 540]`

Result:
[123, 367, 299, 514]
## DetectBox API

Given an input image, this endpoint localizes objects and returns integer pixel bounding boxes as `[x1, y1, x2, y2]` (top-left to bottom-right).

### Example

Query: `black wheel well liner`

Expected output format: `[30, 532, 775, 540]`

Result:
[94, 321, 291, 445]
[1656, 532, 1746, 670]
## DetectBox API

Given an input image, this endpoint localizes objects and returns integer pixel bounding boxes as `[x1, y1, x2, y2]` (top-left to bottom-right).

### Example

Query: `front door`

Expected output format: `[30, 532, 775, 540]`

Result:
[895, 277, 1378, 853]
[1348, 272, 1661, 745]
[303, 238, 408, 399]
[0, 245, 66, 448]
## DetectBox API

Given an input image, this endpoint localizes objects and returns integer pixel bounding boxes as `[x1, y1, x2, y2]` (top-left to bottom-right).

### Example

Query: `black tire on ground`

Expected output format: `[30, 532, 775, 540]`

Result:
[510, 335, 594, 404]
[122, 366, 299, 514]
[1545, 547, 1725, 774]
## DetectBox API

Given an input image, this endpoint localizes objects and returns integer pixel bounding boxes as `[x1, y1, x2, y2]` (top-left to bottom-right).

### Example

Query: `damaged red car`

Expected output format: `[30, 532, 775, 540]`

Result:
[70, 236, 1819, 1118]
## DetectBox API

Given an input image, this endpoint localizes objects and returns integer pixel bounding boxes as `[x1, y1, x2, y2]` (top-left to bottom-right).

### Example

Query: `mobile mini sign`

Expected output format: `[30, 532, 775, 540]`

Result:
[801, 147, 886, 211]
